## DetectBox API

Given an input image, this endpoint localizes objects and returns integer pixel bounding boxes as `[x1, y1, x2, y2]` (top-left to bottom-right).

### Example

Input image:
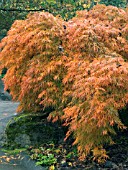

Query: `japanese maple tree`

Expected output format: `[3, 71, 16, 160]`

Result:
[0, 4, 128, 161]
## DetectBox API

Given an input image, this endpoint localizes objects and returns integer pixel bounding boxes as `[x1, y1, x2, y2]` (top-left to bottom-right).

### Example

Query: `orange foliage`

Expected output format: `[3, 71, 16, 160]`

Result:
[0, 5, 128, 161]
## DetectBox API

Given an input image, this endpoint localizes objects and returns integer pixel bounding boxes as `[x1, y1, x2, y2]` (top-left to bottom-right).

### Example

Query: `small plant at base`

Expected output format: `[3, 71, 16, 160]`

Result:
[35, 153, 57, 166]
[30, 146, 57, 166]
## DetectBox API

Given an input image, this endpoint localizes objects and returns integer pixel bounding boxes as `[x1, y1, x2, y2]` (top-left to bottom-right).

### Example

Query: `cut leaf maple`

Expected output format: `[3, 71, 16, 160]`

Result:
[0, 4, 128, 162]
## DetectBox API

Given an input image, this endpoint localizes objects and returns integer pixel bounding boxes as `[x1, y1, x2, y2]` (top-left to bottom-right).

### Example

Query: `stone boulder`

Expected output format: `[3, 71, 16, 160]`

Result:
[5, 113, 66, 148]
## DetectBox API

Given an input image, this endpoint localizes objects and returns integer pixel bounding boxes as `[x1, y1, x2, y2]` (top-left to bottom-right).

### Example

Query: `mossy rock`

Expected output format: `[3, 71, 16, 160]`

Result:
[5, 112, 66, 149]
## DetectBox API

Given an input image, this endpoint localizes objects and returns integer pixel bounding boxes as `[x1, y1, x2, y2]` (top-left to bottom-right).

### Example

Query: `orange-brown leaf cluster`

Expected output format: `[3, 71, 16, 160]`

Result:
[0, 5, 128, 161]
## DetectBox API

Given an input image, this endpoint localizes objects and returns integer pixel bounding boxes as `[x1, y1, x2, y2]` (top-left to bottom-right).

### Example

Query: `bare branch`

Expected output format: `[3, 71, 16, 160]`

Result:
[0, 7, 49, 12]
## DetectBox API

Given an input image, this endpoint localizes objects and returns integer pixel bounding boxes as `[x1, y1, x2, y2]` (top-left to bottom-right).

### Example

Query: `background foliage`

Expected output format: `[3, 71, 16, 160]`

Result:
[0, 0, 127, 40]
[100, 0, 127, 8]
[0, 4, 128, 161]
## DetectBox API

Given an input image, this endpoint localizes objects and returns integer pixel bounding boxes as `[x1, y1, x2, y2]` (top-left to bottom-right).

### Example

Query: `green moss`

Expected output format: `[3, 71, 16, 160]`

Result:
[1, 148, 27, 155]
[5, 112, 65, 149]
